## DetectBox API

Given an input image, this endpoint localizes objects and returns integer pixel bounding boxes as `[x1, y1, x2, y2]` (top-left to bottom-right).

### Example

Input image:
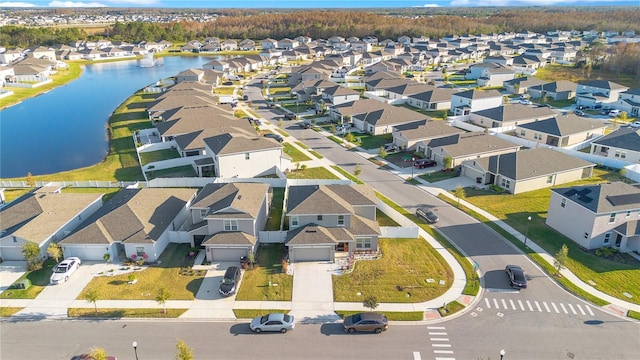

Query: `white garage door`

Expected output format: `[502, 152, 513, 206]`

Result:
[292, 247, 331, 262]
[210, 247, 248, 262]
[63, 246, 106, 261]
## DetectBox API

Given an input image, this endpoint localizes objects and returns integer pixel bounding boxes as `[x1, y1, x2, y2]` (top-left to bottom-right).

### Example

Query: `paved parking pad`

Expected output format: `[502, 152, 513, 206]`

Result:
[290, 262, 340, 324]
[181, 262, 237, 319]
[0, 261, 27, 291]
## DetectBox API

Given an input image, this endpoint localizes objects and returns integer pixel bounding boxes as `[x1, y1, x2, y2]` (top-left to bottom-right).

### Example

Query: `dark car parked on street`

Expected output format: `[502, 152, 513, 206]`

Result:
[299, 122, 311, 129]
[414, 159, 437, 168]
[219, 266, 241, 297]
[343, 312, 389, 334]
[263, 133, 284, 142]
[416, 207, 439, 224]
[505, 265, 527, 289]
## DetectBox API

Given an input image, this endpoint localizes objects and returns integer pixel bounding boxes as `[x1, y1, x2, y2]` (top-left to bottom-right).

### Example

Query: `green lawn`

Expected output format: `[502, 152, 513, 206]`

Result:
[77, 243, 204, 300]
[1, 188, 32, 203]
[146, 165, 197, 180]
[296, 141, 324, 159]
[461, 168, 640, 304]
[233, 309, 290, 319]
[68, 308, 187, 318]
[285, 167, 340, 180]
[236, 244, 293, 301]
[357, 133, 393, 150]
[335, 310, 424, 321]
[139, 148, 181, 166]
[376, 209, 400, 227]
[0, 307, 23, 317]
[282, 143, 311, 162]
[330, 165, 362, 184]
[265, 187, 285, 231]
[419, 170, 459, 183]
[0, 258, 57, 299]
[333, 238, 453, 303]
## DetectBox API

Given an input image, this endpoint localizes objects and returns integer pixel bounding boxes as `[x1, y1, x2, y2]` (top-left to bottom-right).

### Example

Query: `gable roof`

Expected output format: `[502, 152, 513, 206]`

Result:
[516, 114, 607, 136]
[473, 104, 557, 122]
[408, 86, 458, 103]
[592, 127, 640, 152]
[203, 133, 282, 156]
[287, 184, 376, 216]
[286, 224, 343, 245]
[432, 132, 519, 157]
[453, 89, 502, 100]
[479, 148, 594, 180]
[578, 80, 628, 91]
[396, 120, 465, 141]
[360, 105, 427, 127]
[528, 80, 577, 93]
[551, 182, 640, 213]
[202, 231, 256, 246]
[191, 182, 269, 219]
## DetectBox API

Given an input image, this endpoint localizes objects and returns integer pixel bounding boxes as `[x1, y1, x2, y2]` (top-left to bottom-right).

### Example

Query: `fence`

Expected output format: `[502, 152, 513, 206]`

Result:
[6, 79, 53, 88]
[380, 226, 419, 238]
[258, 231, 287, 243]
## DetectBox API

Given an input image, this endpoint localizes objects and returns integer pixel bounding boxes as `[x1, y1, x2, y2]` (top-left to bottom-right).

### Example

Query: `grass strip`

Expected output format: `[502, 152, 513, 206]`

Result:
[438, 300, 465, 317]
[330, 165, 363, 184]
[233, 309, 290, 319]
[335, 310, 424, 321]
[0, 307, 24, 317]
[628, 310, 640, 321]
[282, 143, 311, 162]
[68, 308, 187, 318]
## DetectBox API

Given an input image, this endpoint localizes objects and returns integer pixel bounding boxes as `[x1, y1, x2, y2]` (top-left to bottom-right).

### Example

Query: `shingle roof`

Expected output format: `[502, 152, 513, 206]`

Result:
[578, 80, 628, 91]
[528, 80, 577, 93]
[396, 120, 465, 141]
[453, 89, 502, 100]
[551, 182, 640, 213]
[203, 133, 282, 156]
[516, 114, 607, 136]
[472, 104, 557, 123]
[592, 127, 640, 152]
[287, 184, 376, 216]
[191, 182, 269, 219]
[286, 224, 343, 245]
[434, 132, 519, 157]
[202, 231, 256, 246]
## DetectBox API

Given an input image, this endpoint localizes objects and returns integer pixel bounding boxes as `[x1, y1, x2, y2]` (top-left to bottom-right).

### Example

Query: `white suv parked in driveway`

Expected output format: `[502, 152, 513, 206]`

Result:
[50, 257, 81, 285]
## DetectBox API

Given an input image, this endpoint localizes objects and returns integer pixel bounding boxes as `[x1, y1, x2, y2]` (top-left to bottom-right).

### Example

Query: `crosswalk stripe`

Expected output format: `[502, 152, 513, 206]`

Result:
[413, 351, 421, 360]
[493, 298, 499, 308]
[518, 299, 525, 311]
[484, 298, 491, 308]
[433, 350, 454, 354]
[509, 299, 516, 310]
[434, 357, 456, 360]
[527, 300, 534, 311]
[431, 338, 450, 341]
[535, 301, 542, 312]
[586, 305, 595, 316]
[576, 304, 586, 315]
[432, 344, 452, 348]
[501, 299, 508, 309]
[543, 302, 551, 312]
[429, 332, 447, 336]
[560, 303, 568, 314]
[568, 304, 577, 315]
[428, 326, 446, 330]
[552, 302, 559, 313]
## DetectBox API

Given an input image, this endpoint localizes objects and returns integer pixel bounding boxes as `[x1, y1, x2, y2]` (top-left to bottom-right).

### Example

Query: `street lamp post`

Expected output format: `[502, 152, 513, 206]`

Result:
[500, 349, 506, 360]
[132, 341, 139, 360]
[525, 216, 532, 246]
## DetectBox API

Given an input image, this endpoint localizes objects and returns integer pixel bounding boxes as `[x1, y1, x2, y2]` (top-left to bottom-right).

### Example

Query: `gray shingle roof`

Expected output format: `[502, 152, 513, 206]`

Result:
[453, 89, 502, 100]
[286, 224, 343, 245]
[592, 127, 640, 152]
[551, 182, 640, 213]
[191, 182, 269, 219]
[287, 184, 376, 216]
[434, 132, 520, 158]
[516, 114, 607, 136]
[202, 231, 256, 246]
[472, 104, 556, 122]
[203, 133, 282, 156]
[396, 120, 465, 141]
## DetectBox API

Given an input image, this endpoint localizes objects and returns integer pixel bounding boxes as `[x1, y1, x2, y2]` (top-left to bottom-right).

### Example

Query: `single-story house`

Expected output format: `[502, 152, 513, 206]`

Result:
[393, 120, 466, 152]
[575, 80, 629, 109]
[405, 86, 458, 111]
[469, 104, 557, 128]
[614, 88, 640, 117]
[590, 127, 640, 163]
[429, 132, 520, 167]
[514, 114, 607, 147]
[527, 80, 577, 101]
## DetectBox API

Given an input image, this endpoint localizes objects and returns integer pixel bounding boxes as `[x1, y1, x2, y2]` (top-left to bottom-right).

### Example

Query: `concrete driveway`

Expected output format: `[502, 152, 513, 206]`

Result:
[0, 261, 27, 291]
[180, 262, 237, 319]
[290, 262, 340, 324]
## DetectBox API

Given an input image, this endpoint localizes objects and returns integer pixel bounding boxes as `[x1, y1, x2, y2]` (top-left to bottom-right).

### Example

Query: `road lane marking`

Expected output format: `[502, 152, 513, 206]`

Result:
[431, 338, 450, 341]
[429, 332, 447, 336]
[413, 352, 421, 360]
[535, 301, 542, 312]
[543, 302, 550, 313]
[518, 300, 525, 311]
[568, 304, 577, 315]
[428, 326, 446, 330]
[586, 305, 595, 316]
[485, 298, 491, 308]
[527, 300, 534, 311]
[432, 344, 452, 348]
[509, 299, 516, 310]
[560, 303, 568, 314]
[501, 299, 508, 309]
[576, 304, 586, 315]
[434, 357, 456, 360]
[433, 350, 454, 354]
[552, 302, 559, 313]
[493, 298, 499, 308]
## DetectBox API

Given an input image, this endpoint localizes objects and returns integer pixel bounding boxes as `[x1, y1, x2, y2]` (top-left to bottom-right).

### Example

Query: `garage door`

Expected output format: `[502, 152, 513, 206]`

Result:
[292, 247, 331, 262]
[63, 246, 106, 261]
[210, 247, 248, 262]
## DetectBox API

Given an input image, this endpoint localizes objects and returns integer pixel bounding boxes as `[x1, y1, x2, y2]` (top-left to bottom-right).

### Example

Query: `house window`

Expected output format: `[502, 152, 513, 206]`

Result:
[245, 153, 250, 160]
[546, 175, 553, 184]
[337, 215, 345, 226]
[290, 216, 299, 228]
[614, 150, 626, 159]
[534, 133, 542, 140]
[626, 211, 631, 218]
[200, 209, 208, 218]
[604, 233, 611, 244]
[608, 213, 616, 224]
[561, 198, 566, 208]
[584, 232, 589, 239]
[520, 129, 526, 136]
[501, 178, 511, 189]
[224, 220, 238, 231]
[356, 237, 372, 249]
[317, 215, 323, 221]
[136, 247, 145, 256]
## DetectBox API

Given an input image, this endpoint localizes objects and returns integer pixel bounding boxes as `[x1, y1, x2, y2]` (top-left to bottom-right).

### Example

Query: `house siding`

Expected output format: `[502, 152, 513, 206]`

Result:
[546, 191, 599, 249]
[290, 214, 351, 229]
[216, 148, 283, 178]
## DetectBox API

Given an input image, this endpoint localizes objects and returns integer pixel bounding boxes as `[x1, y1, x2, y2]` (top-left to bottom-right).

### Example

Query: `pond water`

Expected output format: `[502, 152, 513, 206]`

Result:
[0, 56, 218, 178]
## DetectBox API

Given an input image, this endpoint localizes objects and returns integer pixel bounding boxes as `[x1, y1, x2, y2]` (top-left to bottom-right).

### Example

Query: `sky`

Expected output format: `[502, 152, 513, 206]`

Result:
[0, 0, 636, 8]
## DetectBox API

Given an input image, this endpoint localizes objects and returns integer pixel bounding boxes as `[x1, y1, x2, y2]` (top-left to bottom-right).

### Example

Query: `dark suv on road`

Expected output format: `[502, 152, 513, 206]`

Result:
[219, 266, 241, 297]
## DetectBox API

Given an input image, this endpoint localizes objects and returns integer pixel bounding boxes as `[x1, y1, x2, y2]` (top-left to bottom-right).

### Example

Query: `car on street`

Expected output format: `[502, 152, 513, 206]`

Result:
[505, 264, 528, 289]
[298, 122, 311, 129]
[263, 133, 284, 142]
[284, 113, 298, 120]
[574, 109, 585, 116]
[250, 313, 295, 333]
[50, 257, 81, 285]
[414, 158, 437, 168]
[222, 81, 233, 86]
[629, 121, 640, 128]
[416, 207, 439, 224]
[219, 266, 241, 297]
[343, 312, 388, 334]
[608, 109, 620, 117]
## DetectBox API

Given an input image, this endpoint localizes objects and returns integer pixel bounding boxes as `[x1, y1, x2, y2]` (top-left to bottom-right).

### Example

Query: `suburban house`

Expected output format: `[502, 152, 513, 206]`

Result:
[59, 188, 196, 262]
[187, 182, 270, 261]
[203, 133, 291, 178]
[393, 120, 466, 153]
[329, 98, 386, 124]
[405, 86, 458, 111]
[285, 184, 380, 262]
[428, 132, 520, 167]
[291, 79, 339, 103]
[546, 182, 640, 253]
[451, 89, 503, 116]
[614, 88, 640, 117]
[321, 84, 361, 106]
[590, 127, 640, 163]
[461, 147, 595, 194]
[514, 114, 607, 147]
[575, 80, 629, 108]
[469, 104, 557, 128]
[527, 80, 577, 101]
[503, 76, 546, 95]
[0, 186, 103, 261]
[351, 101, 429, 135]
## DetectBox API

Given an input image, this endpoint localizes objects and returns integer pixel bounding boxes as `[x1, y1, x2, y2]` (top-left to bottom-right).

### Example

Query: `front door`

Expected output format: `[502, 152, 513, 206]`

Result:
[615, 234, 622, 247]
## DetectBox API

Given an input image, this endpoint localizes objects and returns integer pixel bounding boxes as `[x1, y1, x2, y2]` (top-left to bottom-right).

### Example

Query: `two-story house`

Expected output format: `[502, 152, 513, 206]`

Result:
[575, 80, 629, 109]
[451, 89, 503, 116]
[285, 184, 380, 262]
[590, 127, 640, 163]
[614, 88, 640, 117]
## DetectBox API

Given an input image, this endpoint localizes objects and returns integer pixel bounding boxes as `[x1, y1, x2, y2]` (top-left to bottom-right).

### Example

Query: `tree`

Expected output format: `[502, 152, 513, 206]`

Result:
[26, 172, 35, 188]
[378, 146, 388, 158]
[363, 295, 379, 311]
[175, 339, 194, 360]
[443, 156, 453, 170]
[278, 119, 284, 128]
[88, 347, 107, 360]
[453, 185, 466, 207]
[85, 288, 100, 313]
[354, 163, 362, 177]
[156, 287, 171, 314]
[47, 242, 62, 263]
[553, 244, 569, 276]
[329, 124, 337, 134]
[344, 132, 355, 143]
[22, 242, 42, 271]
